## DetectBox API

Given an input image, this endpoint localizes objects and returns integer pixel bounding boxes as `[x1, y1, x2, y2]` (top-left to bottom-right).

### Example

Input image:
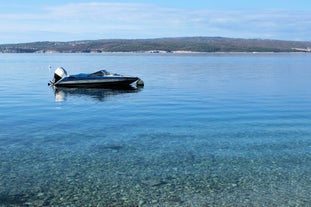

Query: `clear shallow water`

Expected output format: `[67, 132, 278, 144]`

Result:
[0, 53, 310, 206]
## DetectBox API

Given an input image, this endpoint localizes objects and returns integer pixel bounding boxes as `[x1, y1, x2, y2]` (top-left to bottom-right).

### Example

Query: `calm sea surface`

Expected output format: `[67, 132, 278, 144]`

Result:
[0, 53, 310, 206]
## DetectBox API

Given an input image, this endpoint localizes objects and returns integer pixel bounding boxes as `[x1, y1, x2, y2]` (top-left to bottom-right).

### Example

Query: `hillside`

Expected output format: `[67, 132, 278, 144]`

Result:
[1, 37, 311, 53]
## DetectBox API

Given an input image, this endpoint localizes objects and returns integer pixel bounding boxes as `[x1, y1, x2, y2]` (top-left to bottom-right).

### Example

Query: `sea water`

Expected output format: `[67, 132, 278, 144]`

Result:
[0, 53, 310, 206]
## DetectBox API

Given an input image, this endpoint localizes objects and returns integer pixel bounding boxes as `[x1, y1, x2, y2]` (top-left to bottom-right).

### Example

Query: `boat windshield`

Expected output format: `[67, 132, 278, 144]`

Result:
[90, 70, 111, 76]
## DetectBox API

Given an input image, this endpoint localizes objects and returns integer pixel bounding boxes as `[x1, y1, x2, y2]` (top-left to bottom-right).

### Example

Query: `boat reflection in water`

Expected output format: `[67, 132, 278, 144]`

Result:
[53, 85, 142, 102]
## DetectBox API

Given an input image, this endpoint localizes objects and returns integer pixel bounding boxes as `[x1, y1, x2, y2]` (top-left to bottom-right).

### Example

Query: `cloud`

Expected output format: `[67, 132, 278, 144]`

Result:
[0, 2, 311, 43]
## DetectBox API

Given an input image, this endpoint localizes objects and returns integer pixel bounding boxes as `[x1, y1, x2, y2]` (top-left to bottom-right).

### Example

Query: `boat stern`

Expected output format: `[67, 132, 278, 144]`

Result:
[50, 67, 68, 85]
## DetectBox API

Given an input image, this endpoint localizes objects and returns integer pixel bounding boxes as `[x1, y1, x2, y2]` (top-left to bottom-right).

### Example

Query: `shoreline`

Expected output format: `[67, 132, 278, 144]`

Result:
[1, 37, 311, 54]
[1, 50, 310, 54]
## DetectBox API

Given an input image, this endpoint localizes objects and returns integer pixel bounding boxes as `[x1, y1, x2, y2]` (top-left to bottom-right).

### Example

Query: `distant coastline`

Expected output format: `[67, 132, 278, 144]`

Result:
[1, 37, 311, 53]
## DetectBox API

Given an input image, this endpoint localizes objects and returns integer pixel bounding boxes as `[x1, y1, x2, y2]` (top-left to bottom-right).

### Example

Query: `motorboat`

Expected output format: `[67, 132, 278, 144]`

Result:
[49, 67, 144, 88]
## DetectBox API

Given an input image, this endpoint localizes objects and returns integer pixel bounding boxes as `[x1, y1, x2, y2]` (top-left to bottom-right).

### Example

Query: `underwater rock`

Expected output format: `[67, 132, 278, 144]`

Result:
[93, 144, 124, 152]
[141, 179, 168, 187]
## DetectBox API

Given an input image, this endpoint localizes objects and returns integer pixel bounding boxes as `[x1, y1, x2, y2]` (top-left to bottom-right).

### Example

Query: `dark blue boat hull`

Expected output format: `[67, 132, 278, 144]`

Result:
[55, 76, 139, 88]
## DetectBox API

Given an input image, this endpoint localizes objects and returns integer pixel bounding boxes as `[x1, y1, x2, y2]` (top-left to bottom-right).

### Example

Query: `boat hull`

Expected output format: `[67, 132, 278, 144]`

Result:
[55, 77, 139, 88]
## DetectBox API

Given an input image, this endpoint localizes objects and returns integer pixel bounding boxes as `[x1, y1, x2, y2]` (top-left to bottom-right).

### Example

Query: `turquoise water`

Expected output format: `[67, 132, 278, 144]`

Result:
[0, 53, 310, 206]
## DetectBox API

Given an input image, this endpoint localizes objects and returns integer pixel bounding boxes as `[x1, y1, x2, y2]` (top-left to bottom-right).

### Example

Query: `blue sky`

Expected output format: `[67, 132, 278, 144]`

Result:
[1, 0, 311, 43]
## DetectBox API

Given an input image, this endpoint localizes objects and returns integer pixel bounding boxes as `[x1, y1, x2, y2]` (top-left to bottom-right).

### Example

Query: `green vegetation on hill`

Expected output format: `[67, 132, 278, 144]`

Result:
[1, 37, 311, 53]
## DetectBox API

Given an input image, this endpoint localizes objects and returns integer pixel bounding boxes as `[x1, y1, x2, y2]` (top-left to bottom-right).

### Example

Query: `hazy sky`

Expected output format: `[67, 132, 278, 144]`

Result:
[1, 0, 311, 43]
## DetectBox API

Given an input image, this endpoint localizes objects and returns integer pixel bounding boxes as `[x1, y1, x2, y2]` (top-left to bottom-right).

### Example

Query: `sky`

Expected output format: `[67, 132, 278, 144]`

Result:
[1, 0, 311, 43]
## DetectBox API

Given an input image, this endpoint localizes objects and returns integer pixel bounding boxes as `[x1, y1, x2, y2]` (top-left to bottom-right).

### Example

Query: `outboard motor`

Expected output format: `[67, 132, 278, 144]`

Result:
[53, 67, 68, 83]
